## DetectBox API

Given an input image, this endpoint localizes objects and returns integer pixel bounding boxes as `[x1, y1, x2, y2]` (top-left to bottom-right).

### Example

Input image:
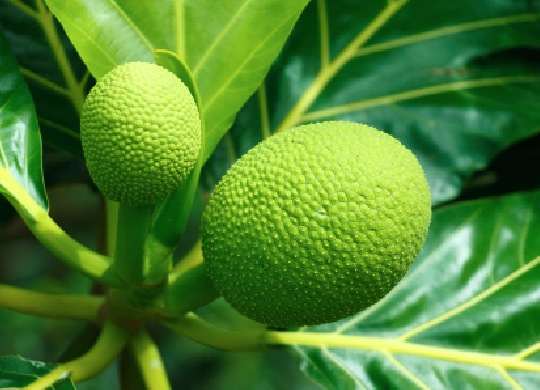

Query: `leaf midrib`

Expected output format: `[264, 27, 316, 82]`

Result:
[202, 12, 297, 115]
[302, 76, 540, 123]
[275, 0, 409, 133]
[191, 0, 253, 76]
[270, 256, 540, 388]
[398, 255, 540, 341]
[276, 7, 540, 133]
[355, 13, 540, 58]
[268, 326, 540, 373]
[336, 206, 487, 334]
[106, 0, 153, 52]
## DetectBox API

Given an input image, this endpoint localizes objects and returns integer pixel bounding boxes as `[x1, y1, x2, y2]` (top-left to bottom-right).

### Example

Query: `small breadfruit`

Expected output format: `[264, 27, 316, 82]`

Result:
[80, 61, 201, 205]
[201, 121, 431, 328]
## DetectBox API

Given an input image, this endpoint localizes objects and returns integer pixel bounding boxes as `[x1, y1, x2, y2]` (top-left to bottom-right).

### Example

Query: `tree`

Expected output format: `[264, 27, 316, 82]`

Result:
[0, 0, 539, 388]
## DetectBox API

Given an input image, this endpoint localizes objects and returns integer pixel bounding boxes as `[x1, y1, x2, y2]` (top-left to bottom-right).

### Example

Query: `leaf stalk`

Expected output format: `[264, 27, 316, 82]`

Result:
[0, 284, 103, 322]
[0, 166, 124, 287]
[24, 320, 131, 388]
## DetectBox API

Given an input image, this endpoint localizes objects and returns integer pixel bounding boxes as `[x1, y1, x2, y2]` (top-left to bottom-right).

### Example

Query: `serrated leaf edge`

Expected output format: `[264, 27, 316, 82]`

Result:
[355, 12, 540, 58]
[202, 11, 302, 144]
[383, 350, 429, 390]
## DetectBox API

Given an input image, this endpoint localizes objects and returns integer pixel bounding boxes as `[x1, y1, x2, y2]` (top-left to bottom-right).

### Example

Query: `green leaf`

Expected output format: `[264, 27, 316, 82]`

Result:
[219, 0, 540, 204]
[154, 49, 200, 108]
[0, 24, 48, 210]
[0, 0, 91, 156]
[150, 50, 205, 258]
[183, 0, 310, 161]
[0, 356, 74, 389]
[288, 190, 540, 389]
[43, 0, 310, 162]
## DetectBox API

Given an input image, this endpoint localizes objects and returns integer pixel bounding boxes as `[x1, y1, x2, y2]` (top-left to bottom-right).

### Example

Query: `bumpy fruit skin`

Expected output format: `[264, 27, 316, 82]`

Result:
[201, 121, 431, 328]
[80, 62, 201, 205]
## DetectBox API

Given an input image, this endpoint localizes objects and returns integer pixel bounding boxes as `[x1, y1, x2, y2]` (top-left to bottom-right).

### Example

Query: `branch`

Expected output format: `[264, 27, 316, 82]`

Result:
[24, 320, 131, 388]
[0, 283, 103, 323]
[0, 166, 124, 287]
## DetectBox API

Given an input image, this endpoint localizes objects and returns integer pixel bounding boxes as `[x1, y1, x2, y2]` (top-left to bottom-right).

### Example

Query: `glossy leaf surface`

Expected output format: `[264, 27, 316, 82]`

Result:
[43, 0, 310, 163]
[0, 25, 48, 210]
[0, 0, 91, 156]
[219, 0, 540, 204]
[0, 356, 74, 389]
[148, 50, 205, 274]
[290, 190, 540, 389]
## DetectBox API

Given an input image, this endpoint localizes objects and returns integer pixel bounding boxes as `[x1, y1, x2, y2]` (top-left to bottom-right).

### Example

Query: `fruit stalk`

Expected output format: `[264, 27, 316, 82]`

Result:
[24, 320, 131, 388]
[162, 313, 266, 351]
[164, 262, 220, 317]
[114, 203, 154, 285]
[128, 330, 172, 390]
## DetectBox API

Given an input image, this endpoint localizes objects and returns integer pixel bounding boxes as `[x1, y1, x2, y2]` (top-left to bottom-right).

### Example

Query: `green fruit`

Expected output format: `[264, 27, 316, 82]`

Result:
[201, 121, 431, 327]
[80, 62, 201, 205]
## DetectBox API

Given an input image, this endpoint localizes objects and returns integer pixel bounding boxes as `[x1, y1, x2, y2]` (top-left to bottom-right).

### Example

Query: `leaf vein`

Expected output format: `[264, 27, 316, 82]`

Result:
[383, 350, 429, 390]
[257, 82, 271, 140]
[268, 328, 540, 373]
[292, 345, 340, 390]
[515, 342, 540, 361]
[35, 0, 85, 113]
[46, 4, 117, 76]
[302, 76, 540, 122]
[495, 365, 523, 390]
[7, 0, 39, 19]
[336, 206, 486, 334]
[275, 0, 409, 133]
[201, 12, 296, 114]
[486, 201, 508, 285]
[355, 13, 540, 58]
[38, 117, 80, 141]
[106, 0, 153, 52]
[322, 347, 367, 389]
[19, 67, 70, 97]
[174, 0, 185, 60]
[192, 0, 253, 76]
[399, 256, 540, 341]
[317, 0, 330, 70]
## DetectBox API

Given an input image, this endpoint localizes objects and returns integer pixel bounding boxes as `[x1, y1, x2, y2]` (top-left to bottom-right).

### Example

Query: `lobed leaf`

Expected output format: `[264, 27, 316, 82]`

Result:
[0, 24, 48, 210]
[0, 0, 91, 156]
[0, 356, 74, 389]
[220, 0, 540, 204]
[43, 0, 311, 163]
[287, 190, 540, 389]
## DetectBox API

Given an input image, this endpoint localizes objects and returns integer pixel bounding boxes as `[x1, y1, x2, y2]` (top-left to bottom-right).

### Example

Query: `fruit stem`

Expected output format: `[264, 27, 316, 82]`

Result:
[162, 313, 266, 351]
[114, 203, 154, 284]
[106, 199, 119, 256]
[164, 262, 220, 317]
[128, 330, 171, 390]
[0, 283, 104, 322]
[0, 166, 123, 287]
